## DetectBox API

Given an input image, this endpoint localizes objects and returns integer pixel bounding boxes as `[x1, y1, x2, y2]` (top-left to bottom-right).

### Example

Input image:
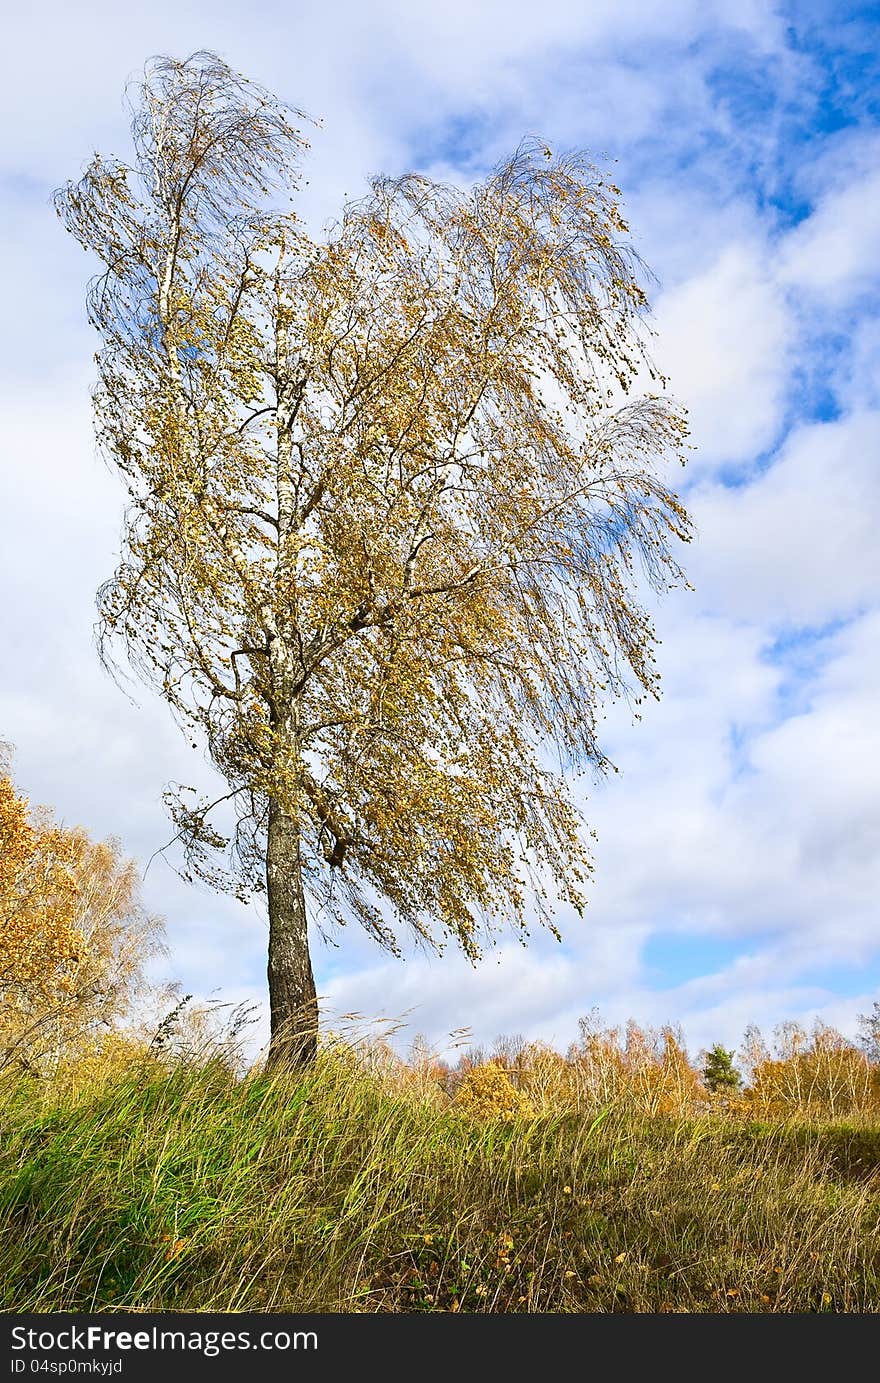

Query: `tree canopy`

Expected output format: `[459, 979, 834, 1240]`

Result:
[0, 753, 162, 1074]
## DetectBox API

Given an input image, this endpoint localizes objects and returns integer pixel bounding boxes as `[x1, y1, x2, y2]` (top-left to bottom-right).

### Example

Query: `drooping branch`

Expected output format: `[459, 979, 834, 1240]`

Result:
[57, 55, 691, 969]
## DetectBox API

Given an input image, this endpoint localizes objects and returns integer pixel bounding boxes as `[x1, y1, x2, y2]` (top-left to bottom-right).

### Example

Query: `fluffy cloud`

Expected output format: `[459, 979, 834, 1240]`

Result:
[779, 133, 880, 304]
[690, 411, 880, 624]
[652, 242, 792, 466]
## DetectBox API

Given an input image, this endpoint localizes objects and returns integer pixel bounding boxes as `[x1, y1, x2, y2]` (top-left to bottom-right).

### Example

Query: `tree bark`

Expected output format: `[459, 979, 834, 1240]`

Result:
[265, 797, 318, 1068]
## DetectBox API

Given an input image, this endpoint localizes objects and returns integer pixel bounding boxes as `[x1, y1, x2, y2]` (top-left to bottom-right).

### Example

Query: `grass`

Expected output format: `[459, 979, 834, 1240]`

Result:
[2, 1049, 880, 1313]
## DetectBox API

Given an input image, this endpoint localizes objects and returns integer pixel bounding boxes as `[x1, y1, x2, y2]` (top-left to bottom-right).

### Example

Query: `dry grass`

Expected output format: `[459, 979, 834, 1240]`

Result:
[2, 1044, 879, 1313]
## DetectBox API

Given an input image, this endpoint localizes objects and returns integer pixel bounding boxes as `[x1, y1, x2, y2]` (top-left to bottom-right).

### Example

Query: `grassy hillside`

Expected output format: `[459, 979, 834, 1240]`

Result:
[3, 1052, 880, 1313]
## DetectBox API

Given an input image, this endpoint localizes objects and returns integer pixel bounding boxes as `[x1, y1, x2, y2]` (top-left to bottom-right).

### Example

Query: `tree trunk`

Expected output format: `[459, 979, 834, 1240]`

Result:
[265, 797, 318, 1068]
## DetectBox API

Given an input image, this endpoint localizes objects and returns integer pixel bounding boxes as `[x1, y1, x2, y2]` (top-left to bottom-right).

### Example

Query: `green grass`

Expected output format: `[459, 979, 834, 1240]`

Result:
[2, 1053, 880, 1312]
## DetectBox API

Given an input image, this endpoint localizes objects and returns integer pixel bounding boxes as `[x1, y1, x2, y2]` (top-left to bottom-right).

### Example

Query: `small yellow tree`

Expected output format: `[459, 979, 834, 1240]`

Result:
[0, 759, 162, 1075]
[57, 53, 691, 1066]
[0, 770, 81, 1008]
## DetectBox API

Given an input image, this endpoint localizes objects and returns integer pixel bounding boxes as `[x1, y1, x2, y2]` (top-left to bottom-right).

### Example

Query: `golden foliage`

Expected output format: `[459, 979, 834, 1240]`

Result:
[745, 1021, 880, 1118]
[0, 771, 81, 1003]
[55, 53, 692, 1002]
[448, 1015, 880, 1123]
[456, 1061, 535, 1121]
[566, 1016, 706, 1116]
[50, 1030, 154, 1101]
[0, 764, 163, 1076]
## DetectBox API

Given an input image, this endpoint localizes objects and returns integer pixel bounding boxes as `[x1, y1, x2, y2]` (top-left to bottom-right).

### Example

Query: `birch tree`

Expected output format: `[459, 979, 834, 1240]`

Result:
[57, 52, 692, 1066]
[0, 756, 161, 1074]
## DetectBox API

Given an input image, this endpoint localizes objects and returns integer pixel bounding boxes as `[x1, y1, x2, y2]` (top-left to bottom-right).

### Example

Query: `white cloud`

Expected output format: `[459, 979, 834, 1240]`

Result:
[834, 316, 880, 413]
[690, 411, 880, 625]
[779, 129, 880, 304]
[780, 167, 880, 303]
[652, 242, 791, 466]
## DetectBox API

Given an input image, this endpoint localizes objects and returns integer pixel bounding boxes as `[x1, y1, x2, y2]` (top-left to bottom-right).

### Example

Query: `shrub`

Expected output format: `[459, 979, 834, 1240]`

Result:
[455, 1061, 535, 1121]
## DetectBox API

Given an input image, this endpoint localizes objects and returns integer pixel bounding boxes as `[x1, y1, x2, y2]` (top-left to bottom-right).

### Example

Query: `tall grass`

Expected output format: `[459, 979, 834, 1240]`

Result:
[2, 1048, 880, 1313]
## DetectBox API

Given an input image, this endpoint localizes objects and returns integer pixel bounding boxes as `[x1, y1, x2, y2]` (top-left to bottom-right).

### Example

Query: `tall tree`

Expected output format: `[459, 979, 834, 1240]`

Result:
[57, 53, 691, 1066]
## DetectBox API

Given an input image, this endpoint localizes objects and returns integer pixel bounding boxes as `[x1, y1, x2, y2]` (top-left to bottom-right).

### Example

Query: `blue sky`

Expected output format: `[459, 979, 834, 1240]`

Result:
[1, 0, 878, 1059]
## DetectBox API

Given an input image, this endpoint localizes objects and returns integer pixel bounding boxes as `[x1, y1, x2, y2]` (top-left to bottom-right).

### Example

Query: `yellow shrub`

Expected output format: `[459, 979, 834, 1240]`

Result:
[507, 1041, 577, 1113]
[455, 1061, 535, 1121]
[50, 1031, 154, 1100]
